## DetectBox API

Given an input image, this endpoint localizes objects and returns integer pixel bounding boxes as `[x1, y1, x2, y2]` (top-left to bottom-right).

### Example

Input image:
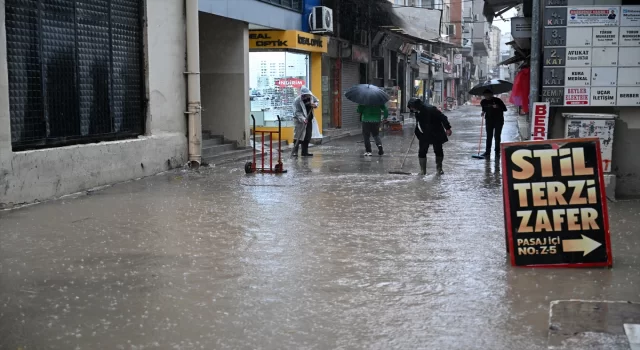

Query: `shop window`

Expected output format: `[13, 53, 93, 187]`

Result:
[5, 0, 145, 151]
[249, 51, 310, 127]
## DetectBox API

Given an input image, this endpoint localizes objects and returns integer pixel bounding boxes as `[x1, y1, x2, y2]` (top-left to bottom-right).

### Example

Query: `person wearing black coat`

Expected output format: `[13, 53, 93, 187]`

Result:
[407, 98, 453, 175]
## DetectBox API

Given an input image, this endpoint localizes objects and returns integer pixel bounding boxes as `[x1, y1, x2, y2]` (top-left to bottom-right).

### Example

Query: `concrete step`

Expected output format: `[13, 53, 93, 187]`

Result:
[202, 147, 257, 165]
[202, 143, 236, 158]
[202, 137, 224, 147]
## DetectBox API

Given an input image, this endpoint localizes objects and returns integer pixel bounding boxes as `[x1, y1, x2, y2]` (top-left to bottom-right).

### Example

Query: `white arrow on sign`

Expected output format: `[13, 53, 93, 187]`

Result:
[562, 235, 602, 257]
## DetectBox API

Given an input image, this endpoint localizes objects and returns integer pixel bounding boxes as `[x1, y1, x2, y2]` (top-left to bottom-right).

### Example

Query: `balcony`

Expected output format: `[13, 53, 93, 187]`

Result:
[472, 21, 490, 56]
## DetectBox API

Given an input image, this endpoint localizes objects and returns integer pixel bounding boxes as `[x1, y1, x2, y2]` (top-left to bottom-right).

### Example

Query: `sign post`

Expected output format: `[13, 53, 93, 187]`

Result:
[501, 138, 612, 267]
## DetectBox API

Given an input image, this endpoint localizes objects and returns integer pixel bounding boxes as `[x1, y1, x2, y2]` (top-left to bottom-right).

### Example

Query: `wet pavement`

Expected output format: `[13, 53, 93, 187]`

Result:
[1, 105, 640, 350]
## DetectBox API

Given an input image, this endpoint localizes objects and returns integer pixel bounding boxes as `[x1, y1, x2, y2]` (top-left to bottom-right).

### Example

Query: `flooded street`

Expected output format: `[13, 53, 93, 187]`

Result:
[1, 106, 639, 349]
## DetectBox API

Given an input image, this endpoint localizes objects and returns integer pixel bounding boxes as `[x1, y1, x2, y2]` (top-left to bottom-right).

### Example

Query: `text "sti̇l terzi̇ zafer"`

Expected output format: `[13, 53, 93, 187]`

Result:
[511, 147, 598, 234]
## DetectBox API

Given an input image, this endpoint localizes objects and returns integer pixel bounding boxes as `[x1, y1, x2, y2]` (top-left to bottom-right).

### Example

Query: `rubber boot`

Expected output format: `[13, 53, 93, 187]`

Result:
[419, 158, 427, 175]
[301, 141, 313, 157]
[436, 156, 444, 175]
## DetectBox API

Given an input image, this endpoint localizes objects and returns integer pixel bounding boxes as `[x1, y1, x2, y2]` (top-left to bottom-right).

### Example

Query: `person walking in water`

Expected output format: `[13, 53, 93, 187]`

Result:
[480, 89, 507, 159]
[292, 87, 319, 157]
[357, 104, 388, 156]
[407, 98, 452, 175]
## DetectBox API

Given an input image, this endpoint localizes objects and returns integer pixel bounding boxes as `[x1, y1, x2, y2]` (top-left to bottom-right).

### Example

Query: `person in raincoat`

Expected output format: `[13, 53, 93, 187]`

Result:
[292, 87, 319, 157]
[407, 98, 452, 175]
[357, 104, 388, 156]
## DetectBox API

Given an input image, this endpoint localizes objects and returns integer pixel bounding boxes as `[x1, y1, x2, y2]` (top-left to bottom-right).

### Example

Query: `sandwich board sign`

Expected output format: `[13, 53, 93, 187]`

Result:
[501, 138, 612, 267]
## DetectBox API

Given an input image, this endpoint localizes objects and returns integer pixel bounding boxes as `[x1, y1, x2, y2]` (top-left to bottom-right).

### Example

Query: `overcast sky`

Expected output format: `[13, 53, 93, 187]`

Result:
[492, 8, 519, 35]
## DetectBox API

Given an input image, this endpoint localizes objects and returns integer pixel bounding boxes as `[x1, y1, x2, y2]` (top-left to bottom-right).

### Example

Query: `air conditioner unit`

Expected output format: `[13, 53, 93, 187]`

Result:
[309, 6, 334, 34]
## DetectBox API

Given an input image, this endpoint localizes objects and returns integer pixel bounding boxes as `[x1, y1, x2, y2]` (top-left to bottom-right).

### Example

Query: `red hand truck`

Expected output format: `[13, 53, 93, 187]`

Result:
[245, 115, 287, 174]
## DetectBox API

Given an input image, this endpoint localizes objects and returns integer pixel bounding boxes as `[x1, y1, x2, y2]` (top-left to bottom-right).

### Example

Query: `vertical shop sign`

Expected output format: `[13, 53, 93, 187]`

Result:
[531, 103, 550, 140]
[501, 138, 612, 268]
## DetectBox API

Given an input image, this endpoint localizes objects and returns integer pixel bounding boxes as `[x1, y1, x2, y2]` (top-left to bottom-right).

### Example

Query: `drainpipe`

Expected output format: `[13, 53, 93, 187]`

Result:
[527, 0, 541, 139]
[185, 0, 202, 168]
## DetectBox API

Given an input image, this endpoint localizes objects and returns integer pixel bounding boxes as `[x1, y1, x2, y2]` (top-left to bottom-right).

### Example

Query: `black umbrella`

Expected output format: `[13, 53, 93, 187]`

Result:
[468, 79, 513, 96]
[344, 84, 390, 106]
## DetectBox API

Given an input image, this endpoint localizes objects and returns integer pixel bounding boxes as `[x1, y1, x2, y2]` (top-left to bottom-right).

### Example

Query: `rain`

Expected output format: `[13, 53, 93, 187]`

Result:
[1, 106, 639, 349]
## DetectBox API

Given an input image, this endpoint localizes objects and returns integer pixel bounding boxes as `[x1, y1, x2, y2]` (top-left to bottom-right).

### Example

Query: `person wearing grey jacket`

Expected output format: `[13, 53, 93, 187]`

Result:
[292, 87, 319, 157]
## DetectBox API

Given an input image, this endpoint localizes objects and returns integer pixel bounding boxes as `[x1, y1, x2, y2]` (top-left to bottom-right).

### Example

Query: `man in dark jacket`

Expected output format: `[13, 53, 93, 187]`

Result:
[480, 89, 507, 158]
[407, 98, 453, 175]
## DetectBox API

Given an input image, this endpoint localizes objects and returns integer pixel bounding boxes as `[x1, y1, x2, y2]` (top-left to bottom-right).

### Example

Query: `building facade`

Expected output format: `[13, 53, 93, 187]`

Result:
[0, 0, 319, 207]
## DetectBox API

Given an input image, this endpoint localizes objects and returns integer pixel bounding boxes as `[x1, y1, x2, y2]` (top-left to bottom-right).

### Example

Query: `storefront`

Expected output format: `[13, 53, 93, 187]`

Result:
[248, 30, 327, 142]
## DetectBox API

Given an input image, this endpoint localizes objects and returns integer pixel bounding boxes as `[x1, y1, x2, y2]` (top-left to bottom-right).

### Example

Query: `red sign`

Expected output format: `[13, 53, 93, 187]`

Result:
[565, 88, 589, 105]
[531, 102, 550, 140]
[501, 138, 612, 268]
[275, 78, 305, 89]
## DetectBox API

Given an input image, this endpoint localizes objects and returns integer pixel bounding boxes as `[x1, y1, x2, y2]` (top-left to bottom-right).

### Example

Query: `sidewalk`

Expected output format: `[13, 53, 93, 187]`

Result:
[1, 106, 639, 350]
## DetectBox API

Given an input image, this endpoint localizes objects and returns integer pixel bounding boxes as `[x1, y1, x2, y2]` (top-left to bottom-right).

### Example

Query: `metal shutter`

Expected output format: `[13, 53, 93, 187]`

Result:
[341, 60, 360, 129]
[5, 0, 145, 151]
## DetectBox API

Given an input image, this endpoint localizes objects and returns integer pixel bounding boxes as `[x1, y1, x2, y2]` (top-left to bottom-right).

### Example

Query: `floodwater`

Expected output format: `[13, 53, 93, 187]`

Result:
[1, 106, 639, 350]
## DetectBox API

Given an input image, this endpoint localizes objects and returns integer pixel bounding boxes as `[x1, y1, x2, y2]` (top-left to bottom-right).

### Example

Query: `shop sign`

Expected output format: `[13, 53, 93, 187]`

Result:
[616, 67, 640, 86]
[501, 138, 612, 267]
[591, 67, 617, 86]
[590, 87, 617, 106]
[511, 17, 532, 39]
[618, 47, 640, 66]
[443, 61, 453, 74]
[621, 6, 640, 26]
[617, 86, 640, 106]
[564, 67, 590, 86]
[565, 48, 591, 67]
[590, 47, 618, 67]
[542, 87, 565, 106]
[249, 30, 328, 53]
[567, 7, 620, 27]
[275, 78, 306, 89]
[566, 27, 592, 47]
[351, 45, 369, 64]
[531, 102, 550, 140]
[592, 27, 618, 46]
[453, 54, 462, 65]
[619, 28, 640, 46]
[564, 87, 589, 105]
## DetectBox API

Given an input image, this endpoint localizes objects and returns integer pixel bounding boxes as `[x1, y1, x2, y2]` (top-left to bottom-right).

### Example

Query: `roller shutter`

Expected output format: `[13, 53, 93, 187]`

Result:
[341, 60, 360, 130]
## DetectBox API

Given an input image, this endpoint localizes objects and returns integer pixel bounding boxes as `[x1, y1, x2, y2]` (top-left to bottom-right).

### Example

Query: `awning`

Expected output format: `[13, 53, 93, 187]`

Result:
[376, 0, 441, 44]
[498, 54, 527, 66]
[482, 0, 522, 24]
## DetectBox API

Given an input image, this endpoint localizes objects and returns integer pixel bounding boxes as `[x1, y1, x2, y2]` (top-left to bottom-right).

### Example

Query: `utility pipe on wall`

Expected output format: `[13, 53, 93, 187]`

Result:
[185, 0, 202, 167]
[528, 0, 541, 139]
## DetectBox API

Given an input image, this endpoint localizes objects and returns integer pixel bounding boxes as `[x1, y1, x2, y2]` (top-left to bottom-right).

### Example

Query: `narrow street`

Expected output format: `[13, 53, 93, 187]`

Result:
[1, 106, 639, 349]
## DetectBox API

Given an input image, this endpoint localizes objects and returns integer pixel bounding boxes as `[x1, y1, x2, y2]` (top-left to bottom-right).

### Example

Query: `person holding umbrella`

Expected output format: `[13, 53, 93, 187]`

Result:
[407, 98, 452, 175]
[358, 104, 388, 156]
[468, 80, 512, 159]
[292, 87, 319, 157]
[344, 84, 391, 156]
[480, 89, 507, 159]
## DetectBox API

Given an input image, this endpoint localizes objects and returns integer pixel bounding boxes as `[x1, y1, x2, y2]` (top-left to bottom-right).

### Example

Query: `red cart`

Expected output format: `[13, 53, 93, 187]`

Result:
[245, 115, 287, 174]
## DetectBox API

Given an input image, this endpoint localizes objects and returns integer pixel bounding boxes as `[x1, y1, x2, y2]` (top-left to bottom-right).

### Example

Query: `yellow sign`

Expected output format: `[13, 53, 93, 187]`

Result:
[249, 30, 328, 53]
